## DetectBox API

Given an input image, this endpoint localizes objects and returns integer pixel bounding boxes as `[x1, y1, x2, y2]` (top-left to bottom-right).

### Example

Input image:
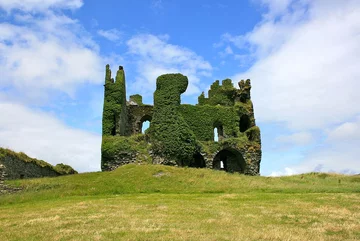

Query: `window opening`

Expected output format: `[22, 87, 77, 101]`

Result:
[214, 127, 219, 142]
[142, 120, 150, 134]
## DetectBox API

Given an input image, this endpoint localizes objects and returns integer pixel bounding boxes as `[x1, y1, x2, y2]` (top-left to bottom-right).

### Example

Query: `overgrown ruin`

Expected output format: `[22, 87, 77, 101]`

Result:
[101, 65, 261, 175]
[0, 148, 77, 181]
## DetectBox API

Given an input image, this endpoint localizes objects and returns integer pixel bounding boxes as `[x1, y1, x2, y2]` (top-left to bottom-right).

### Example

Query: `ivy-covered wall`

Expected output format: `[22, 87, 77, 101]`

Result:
[149, 74, 198, 166]
[101, 135, 151, 171]
[101, 65, 262, 175]
[102, 65, 127, 136]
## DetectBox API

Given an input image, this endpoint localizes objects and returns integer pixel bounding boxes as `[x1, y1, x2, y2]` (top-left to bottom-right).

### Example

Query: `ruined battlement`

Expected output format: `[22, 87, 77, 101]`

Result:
[101, 65, 261, 175]
[198, 78, 251, 106]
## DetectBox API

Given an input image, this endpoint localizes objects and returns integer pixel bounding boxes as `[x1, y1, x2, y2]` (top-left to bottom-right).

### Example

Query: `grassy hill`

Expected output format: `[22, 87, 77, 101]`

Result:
[0, 164, 359, 240]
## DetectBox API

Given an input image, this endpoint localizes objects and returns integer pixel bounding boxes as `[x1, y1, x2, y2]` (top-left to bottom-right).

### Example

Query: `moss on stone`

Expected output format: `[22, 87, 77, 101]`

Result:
[1, 148, 53, 169]
[129, 94, 143, 105]
[101, 134, 152, 169]
[245, 126, 261, 143]
[0, 148, 77, 175]
[54, 164, 78, 175]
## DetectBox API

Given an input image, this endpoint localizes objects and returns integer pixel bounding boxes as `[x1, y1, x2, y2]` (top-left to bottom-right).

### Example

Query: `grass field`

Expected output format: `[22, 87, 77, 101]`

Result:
[0, 164, 359, 240]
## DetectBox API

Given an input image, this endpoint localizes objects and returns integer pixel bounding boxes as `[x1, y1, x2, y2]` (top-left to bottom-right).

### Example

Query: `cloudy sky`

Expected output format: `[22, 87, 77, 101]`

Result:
[0, 0, 359, 175]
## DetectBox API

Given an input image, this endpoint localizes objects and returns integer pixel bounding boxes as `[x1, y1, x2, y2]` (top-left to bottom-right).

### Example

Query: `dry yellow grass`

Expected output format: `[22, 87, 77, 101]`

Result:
[0, 165, 359, 240]
[1, 193, 359, 240]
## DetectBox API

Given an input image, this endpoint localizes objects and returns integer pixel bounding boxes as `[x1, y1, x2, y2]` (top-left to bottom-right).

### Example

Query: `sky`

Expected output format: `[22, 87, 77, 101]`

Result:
[0, 0, 359, 175]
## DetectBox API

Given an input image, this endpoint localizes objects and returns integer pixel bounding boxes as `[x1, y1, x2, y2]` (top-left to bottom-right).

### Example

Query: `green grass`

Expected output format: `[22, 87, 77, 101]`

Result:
[1, 164, 359, 240]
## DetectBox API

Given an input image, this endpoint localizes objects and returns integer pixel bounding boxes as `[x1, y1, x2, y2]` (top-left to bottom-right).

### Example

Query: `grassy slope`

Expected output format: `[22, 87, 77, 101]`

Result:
[0, 164, 359, 240]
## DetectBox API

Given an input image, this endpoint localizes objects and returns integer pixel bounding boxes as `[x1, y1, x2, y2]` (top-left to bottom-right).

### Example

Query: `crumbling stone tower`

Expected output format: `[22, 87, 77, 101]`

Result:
[101, 65, 261, 175]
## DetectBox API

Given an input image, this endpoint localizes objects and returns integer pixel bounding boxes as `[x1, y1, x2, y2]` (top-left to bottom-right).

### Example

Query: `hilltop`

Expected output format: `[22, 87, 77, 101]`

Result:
[0, 164, 359, 240]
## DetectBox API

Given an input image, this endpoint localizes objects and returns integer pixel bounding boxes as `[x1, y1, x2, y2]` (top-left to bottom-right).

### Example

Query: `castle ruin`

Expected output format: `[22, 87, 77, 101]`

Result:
[101, 65, 261, 175]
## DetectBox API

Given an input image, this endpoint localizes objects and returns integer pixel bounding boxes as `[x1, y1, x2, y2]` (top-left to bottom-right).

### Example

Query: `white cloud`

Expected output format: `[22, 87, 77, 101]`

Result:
[126, 34, 212, 97]
[97, 29, 122, 42]
[277, 146, 360, 175]
[219, 45, 234, 58]
[255, 0, 294, 18]
[270, 118, 360, 175]
[0, 11, 104, 102]
[227, 0, 360, 130]
[0, 102, 101, 172]
[0, 0, 83, 12]
[269, 167, 297, 176]
[276, 132, 313, 145]
[327, 117, 360, 142]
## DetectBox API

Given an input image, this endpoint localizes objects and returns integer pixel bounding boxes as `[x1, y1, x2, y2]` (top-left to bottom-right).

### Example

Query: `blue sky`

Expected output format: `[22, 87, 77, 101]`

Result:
[0, 0, 359, 175]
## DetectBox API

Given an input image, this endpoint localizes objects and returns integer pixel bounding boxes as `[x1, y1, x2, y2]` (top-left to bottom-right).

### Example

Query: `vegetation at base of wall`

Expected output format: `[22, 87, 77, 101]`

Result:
[149, 74, 198, 166]
[0, 148, 77, 175]
[101, 134, 152, 166]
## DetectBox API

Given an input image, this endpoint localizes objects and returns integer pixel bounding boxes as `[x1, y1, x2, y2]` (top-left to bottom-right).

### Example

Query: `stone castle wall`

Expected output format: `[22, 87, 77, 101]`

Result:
[1, 155, 60, 180]
[101, 65, 262, 175]
[0, 164, 6, 193]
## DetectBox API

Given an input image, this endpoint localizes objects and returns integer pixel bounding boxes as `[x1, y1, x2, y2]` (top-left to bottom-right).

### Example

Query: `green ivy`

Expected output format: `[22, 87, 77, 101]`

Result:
[54, 164, 78, 175]
[149, 74, 198, 166]
[101, 66, 261, 172]
[102, 65, 126, 135]
[129, 94, 143, 105]
[199, 79, 236, 106]
[101, 135, 151, 168]
[179, 104, 240, 141]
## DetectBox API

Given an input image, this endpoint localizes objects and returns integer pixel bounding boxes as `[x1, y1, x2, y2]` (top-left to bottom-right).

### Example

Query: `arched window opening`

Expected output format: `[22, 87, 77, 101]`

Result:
[214, 128, 219, 142]
[139, 115, 152, 134]
[189, 152, 206, 168]
[213, 121, 224, 141]
[213, 148, 246, 173]
[142, 120, 150, 134]
[240, 115, 251, 133]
